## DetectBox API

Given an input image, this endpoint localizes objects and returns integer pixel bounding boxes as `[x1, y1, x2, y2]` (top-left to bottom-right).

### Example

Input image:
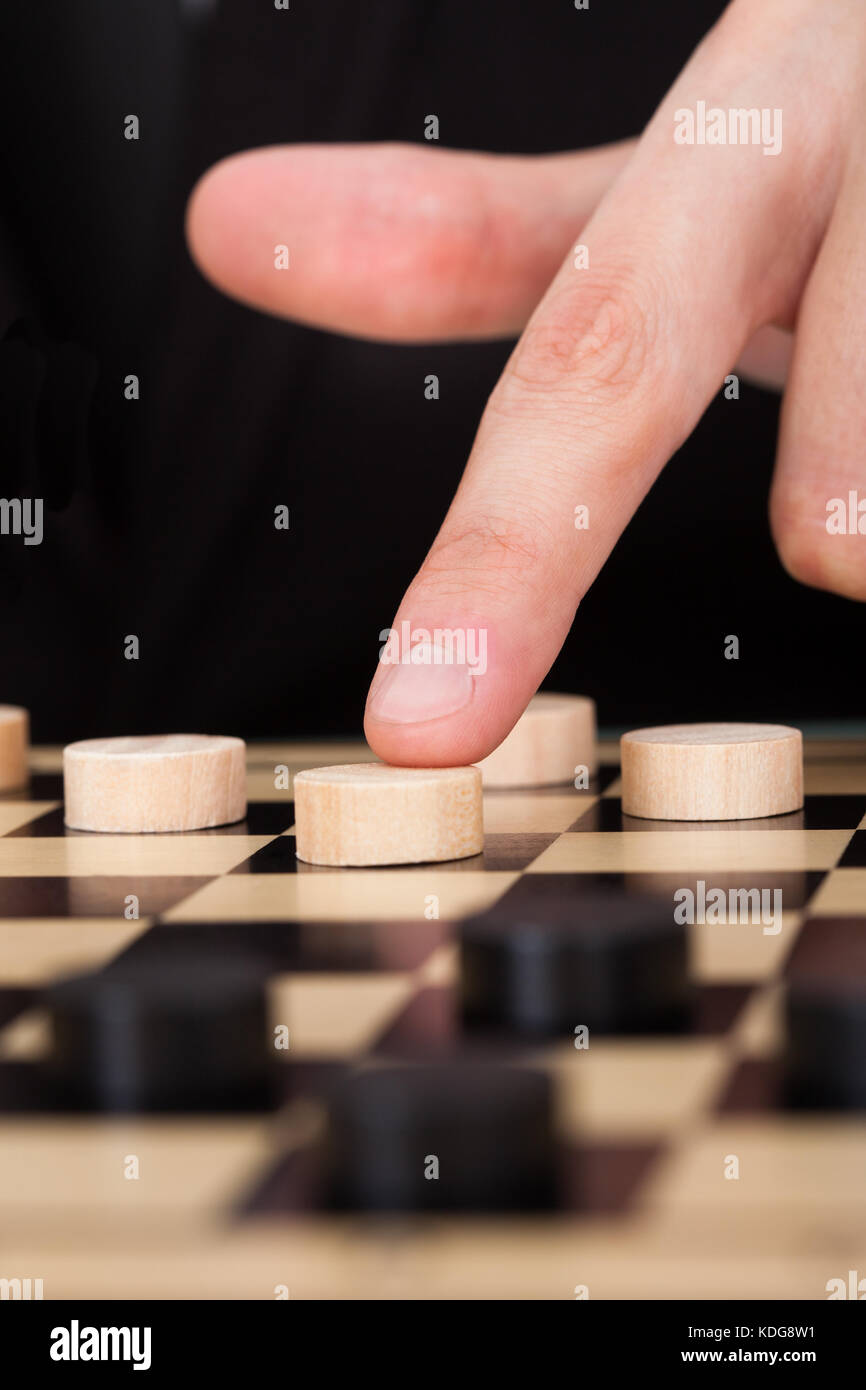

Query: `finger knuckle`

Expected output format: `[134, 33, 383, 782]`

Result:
[494, 269, 660, 415]
[774, 509, 866, 598]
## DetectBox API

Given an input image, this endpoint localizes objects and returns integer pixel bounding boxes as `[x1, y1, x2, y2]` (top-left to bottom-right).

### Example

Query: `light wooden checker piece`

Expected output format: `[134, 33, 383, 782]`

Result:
[0, 705, 29, 792]
[293, 763, 483, 866]
[63, 734, 247, 833]
[478, 693, 597, 788]
[621, 722, 804, 821]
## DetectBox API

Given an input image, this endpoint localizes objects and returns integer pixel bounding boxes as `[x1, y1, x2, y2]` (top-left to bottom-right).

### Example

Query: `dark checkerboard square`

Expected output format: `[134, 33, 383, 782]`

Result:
[5, 802, 294, 838]
[495, 870, 828, 911]
[0, 877, 213, 917]
[0, 987, 35, 1028]
[373, 982, 750, 1057]
[837, 831, 866, 868]
[112, 919, 449, 973]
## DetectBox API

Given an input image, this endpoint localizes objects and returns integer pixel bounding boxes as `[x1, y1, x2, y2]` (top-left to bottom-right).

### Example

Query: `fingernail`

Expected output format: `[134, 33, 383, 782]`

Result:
[368, 641, 475, 724]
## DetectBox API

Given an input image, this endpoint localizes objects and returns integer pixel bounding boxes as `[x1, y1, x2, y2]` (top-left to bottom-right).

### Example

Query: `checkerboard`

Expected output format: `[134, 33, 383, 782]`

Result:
[1, 738, 865, 1299]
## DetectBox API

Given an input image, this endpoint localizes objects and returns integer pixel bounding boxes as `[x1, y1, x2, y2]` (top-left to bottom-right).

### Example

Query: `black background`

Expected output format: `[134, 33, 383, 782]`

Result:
[0, 0, 857, 742]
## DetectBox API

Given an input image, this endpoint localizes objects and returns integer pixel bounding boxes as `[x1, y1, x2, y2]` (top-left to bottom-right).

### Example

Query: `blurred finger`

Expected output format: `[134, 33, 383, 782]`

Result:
[186, 141, 632, 341]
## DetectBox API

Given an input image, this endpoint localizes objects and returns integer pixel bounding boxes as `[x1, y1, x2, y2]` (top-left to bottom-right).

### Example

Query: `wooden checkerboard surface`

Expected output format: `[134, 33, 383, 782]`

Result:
[1, 738, 865, 1299]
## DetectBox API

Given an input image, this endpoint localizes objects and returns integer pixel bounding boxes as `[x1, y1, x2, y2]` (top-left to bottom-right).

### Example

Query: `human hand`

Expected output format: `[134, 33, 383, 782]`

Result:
[187, 0, 865, 765]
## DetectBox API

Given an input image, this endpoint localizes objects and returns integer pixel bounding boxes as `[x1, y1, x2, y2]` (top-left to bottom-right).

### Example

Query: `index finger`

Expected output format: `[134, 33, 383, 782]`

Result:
[365, 2, 832, 766]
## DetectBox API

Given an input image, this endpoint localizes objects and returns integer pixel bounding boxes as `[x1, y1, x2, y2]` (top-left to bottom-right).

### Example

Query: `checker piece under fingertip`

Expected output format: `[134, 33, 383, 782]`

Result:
[293, 763, 483, 866]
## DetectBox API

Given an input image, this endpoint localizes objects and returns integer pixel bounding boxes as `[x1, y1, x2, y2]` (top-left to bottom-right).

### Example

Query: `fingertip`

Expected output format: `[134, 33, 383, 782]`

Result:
[363, 717, 481, 769]
[184, 150, 255, 288]
[185, 145, 323, 313]
[364, 672, 497, 768]
[362, 619, 544, 768]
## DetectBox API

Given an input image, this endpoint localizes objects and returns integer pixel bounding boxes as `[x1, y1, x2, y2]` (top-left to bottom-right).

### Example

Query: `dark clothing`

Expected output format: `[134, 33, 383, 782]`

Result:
[0, 1, 853, 740]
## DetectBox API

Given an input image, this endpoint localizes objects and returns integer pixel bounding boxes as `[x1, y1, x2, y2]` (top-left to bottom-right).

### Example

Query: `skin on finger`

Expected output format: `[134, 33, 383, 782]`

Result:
[185, 141, 632, 341]
[736, 325, 793, 391]
[188, 134, 801, 377]
[366, 0, 847, 767]
[187, 130, 797, 387]
[771, 118, 866, 600]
